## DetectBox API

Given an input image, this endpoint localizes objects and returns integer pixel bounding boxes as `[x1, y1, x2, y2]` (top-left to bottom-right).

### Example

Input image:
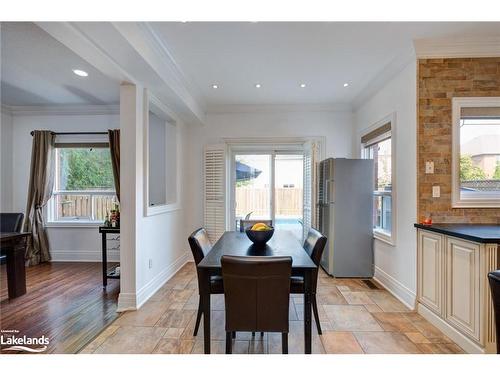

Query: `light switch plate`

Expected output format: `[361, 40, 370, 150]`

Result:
[432, 185, 440, 198]
[425, 161, 434, 174]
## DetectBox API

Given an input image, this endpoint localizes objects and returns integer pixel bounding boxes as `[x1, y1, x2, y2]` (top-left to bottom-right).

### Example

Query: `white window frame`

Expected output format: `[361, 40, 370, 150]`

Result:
[47, 144, 117, 227]
[143, 89, 182, 216]
[452, 97, 500, 208]
[360, 113, 397, 246]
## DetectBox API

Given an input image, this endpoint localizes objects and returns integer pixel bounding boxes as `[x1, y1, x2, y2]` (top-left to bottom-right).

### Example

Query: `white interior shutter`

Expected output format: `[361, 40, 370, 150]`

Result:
[204, 144, 226, 243]
[303, 140, 321, 239]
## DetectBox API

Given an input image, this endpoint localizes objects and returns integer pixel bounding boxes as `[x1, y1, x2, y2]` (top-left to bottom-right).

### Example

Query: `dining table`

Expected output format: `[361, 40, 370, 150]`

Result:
[197, 230, 317, 354]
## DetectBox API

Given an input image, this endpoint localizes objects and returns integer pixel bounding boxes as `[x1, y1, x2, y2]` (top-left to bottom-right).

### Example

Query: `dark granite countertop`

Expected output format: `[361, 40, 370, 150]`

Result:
[414, 223, 500, 244]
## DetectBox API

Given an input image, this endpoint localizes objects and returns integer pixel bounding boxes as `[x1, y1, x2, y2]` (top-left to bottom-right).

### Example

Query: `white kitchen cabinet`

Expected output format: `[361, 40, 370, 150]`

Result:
[417, 230, 444, 316]
[445, 237, 480, 342]
[415, 226, 499, 354]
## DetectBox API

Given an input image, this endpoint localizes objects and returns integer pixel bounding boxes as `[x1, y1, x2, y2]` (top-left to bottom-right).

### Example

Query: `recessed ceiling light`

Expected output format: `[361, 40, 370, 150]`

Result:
[255, 83, 262, 88]
[343, 83, 349, 87]
[72, 69, 88, 77]
[300, 83, 307, 88]
[212, 84, 219, 89]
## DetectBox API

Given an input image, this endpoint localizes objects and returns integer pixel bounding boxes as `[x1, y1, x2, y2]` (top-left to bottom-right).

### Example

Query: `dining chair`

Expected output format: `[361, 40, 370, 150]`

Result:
[221, 255, 292, 354]
[488, 270, 500, 354]
[0, 213, 24, 264]
[239, 219, 273, 232]
[290, 227, 327, 335]
[188, 228, 224, 336]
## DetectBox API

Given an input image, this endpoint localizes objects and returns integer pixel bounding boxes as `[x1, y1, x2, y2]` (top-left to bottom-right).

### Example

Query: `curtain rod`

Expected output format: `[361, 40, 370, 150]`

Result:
[30, 131, 108, 136]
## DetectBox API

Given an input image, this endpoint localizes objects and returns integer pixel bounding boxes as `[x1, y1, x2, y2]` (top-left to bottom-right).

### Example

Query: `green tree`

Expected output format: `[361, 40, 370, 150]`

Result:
[460, 155, 486, 181]
[62, 148, 114, 190]
[493, 162, 500, 180]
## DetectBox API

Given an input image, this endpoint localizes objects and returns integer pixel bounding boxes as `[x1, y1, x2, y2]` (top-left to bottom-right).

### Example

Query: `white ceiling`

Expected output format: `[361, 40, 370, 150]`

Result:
[1, 22, 119, 106]
[2, 22, 500, 109]
[151, 22, 500, 107]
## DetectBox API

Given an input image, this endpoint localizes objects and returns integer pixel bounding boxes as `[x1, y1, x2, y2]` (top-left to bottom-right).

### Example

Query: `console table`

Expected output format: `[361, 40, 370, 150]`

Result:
[98, 226, 120, 288]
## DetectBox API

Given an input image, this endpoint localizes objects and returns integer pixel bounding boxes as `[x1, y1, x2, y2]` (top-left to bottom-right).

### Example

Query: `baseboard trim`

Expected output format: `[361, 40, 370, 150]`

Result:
[417, 303, 485, 354]
[373, 266, 416, 310]
[50, 250, 119, 262]
[117, 252, 190, 312]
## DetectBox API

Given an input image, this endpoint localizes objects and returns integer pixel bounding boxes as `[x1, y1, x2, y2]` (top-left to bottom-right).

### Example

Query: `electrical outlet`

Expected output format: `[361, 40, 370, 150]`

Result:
[148, 259, 153, 269]
[432, 185, 440, 198]
[425, 161, 434, 174]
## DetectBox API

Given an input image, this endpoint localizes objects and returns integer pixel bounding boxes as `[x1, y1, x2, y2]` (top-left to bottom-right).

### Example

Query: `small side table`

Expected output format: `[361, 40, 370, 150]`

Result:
[98, 226, 120, 288]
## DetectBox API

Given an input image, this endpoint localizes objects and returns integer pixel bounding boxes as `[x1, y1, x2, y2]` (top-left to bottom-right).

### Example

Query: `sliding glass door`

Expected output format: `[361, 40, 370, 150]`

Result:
[232, 150, 304, 241]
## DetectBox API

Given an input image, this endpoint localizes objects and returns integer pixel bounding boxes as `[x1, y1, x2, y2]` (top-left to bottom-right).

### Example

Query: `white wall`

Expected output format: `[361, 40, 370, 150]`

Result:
[1, 110, 14, 212]
[354, 61, 417, 308]
[10, 112, 120, 261]
[119, 85, 190, 311]
[185, 109, 353, 231]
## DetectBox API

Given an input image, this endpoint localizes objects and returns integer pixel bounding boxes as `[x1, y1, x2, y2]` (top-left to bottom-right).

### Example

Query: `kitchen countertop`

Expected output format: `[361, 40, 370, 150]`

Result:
[414, 223, 500, 244]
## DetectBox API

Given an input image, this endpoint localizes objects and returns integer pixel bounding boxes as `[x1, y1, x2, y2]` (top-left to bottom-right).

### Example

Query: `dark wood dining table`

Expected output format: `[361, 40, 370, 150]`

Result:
[1, 232, 30, 299]
[197, 230, 317, 354]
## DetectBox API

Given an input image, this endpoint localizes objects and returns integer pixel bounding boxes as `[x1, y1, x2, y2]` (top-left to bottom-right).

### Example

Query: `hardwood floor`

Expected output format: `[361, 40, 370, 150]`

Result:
[82, 262, 464, 354]
[0, 262, 120, 354]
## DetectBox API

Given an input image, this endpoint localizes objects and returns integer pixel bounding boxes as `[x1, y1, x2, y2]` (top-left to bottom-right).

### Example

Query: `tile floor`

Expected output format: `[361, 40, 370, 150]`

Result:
[81, 262, 464, 354]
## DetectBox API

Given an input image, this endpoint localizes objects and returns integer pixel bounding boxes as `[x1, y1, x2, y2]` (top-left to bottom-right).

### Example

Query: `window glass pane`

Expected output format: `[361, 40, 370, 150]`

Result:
[57, 148, 114, 191]
[54, 194, 92, 221]
[460, 115, 500, 199]
[364, 134, 392, 236]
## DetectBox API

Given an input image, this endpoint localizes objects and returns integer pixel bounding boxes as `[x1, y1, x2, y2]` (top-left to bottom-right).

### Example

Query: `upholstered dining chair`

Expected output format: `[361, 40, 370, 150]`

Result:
[221, 255, 292, 354]
[0, 213, 25, 264]
[239, 219, 273, 232]
[188, 228, 224, 336]
[488, 270, 500, 354]
[290, 227, 327, 335]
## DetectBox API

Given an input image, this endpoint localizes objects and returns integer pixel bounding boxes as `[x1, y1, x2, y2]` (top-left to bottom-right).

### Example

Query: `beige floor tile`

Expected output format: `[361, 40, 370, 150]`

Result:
[164, 327, 186, 339]
[323, 305, 383, 332]
[321, 332, 364, 354]
[79, 325, 120, 353]
[404, 332, 431, 344]
[190, 340, 249, 354]
[340, 291, 375, 305]
[94, 326, 166, 354]
[152, 338, 195, 354]
[371, 312, 419, 333]
[156, 309, 196, 329]
[416, 343, 463, 354]
[317, 287, 348, 305]
[363, 304, 383, 313]
[366, 291, 410, 312]
[354, 332, 422, 354]
[114, 301, 170, 327]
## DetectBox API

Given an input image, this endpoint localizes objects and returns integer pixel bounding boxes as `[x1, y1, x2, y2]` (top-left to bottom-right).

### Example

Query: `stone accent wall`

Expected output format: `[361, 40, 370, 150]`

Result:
[418, 57, 500, 224]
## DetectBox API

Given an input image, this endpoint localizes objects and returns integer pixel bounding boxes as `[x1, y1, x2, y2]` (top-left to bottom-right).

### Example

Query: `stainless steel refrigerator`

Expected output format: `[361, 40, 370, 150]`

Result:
[317, 158, 374, 277]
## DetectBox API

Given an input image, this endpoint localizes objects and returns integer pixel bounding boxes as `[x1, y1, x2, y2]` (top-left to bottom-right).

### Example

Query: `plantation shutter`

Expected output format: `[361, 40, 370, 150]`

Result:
[303, 139, 321, 240]
[204, 144, 226, 243]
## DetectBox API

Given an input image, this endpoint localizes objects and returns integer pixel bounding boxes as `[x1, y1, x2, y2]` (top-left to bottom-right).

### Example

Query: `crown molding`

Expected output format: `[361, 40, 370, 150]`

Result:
[414, 35, 500, 58]
[352, 45, 416, 111]
[1, 104, 119, 116]
[206, 103, 352, 115]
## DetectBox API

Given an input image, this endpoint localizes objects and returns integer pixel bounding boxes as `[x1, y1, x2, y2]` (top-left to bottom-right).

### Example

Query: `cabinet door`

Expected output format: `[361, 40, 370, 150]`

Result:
[446, 237, 480, 342]
[418, 230, 444, 316]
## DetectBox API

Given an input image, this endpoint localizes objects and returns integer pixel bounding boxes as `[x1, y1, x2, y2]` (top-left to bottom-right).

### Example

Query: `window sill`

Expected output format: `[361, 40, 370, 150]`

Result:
[46, 222, 103, 228]
[373, 230, 395, 246]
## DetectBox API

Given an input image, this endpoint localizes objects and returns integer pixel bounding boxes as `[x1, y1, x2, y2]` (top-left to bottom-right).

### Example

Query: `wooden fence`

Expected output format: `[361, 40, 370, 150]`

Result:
[235, 187, 303, 218]
[57, 194, 116, 221]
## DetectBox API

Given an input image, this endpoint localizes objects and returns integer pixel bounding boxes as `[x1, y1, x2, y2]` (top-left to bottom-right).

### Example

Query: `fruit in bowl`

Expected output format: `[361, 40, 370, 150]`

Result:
[245, 222, 274, 245]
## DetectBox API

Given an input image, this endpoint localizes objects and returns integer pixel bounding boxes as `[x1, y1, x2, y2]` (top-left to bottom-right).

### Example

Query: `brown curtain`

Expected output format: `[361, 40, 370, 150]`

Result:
[23, 130, 55, 266]
[108, 129, 120, 201]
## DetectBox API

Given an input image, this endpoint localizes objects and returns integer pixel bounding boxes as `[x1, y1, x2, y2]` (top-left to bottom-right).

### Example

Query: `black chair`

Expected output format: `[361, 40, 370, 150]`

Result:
[188, 228, 224, 336]
[221, 255, 292, 354]
[239, 219, 273, 232]
[0, 213, 24, 264]
[488, 270, 500, 354]
[290, 228, 327, 335]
